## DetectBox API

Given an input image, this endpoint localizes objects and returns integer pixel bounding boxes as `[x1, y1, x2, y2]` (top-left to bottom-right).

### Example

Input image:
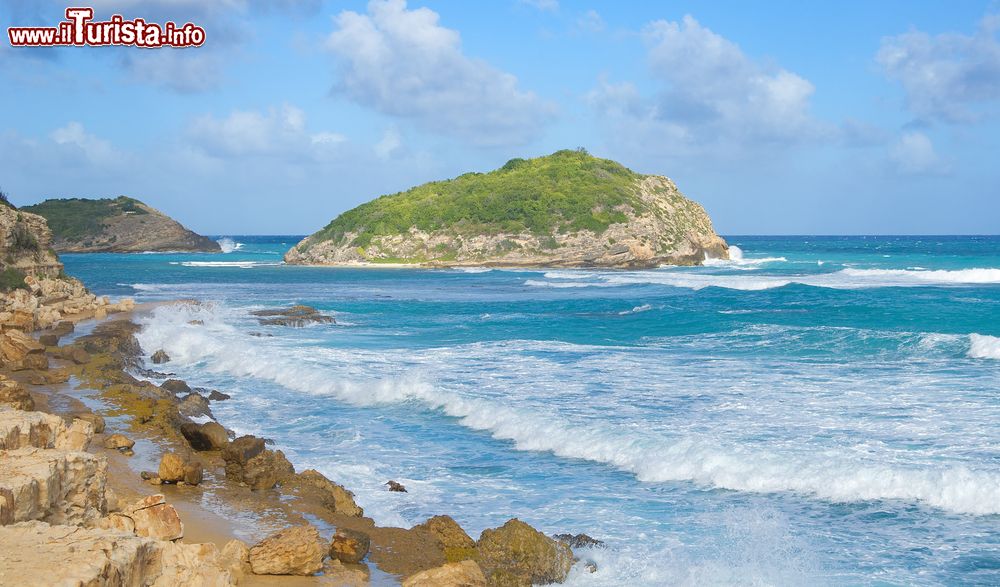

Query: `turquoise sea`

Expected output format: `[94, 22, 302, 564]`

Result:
[64, 236, 1000, 586]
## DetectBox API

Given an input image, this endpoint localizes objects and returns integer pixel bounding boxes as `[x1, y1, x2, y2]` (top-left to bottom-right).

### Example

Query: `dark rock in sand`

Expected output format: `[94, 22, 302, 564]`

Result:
[252, 305, 334, 328]
[184, 461, 204, 485]
[552, 533, 605, 549]
[223, 435, 266, 464]
[188, 320, 204, 326]
[386, 480, 407, 493]
[150, 349, 170, 364]
[180, 421, 229, 451]
[477, 519, 573, 587]
[329, 528, 371, 564]
[208, 390, 231, 401]
[161, 379, 191, 394]
[38, 333, 60, 347]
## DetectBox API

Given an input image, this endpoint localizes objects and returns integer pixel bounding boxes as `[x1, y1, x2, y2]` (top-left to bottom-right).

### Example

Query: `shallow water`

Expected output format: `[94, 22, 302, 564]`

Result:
[65, 235, 1000, 586]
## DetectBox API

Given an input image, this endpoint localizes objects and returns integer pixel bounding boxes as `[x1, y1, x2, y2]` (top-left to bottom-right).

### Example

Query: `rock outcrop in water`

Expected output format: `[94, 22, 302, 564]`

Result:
[22, 196, 220, 253]
[285, 150, 728, 268]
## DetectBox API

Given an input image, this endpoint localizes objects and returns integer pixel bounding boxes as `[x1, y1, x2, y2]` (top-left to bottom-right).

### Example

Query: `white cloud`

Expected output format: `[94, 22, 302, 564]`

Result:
[519, 0, 559, 12]
[877, 15, 1000, 123]
[375, 127, 403, 159]
[326, 0, 556, 146]
[887, 131, 950, 175]
[187, 104, 346, 159]
[575, 10, 605, 34]
[50, 122, 121, 166]
[588, 15, 826, 157]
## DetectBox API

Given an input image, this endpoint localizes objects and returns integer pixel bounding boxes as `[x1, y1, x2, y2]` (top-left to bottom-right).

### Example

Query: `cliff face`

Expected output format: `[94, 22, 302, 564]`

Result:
[0, 205, 62, 278]
[285, 151, 728, 268]
[22, 197, 220, 253]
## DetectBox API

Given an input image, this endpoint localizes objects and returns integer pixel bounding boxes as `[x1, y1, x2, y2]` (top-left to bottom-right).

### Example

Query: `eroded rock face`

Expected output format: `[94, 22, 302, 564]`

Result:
[222, 435, 294, 490]
[0, 447, 107, 526]
[0, 330, 47, 371]
[403, 560, 489, 587]
[330, 527, 371, 564]
[161, 379, 192, 395]
[476, 519, 573, 587]
[251, 305, 334, 327]
[249, 525, 325, 576]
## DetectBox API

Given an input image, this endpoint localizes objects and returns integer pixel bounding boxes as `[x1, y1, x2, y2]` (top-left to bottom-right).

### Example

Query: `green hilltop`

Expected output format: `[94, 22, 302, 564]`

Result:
[308, 149, 643, 250]
[23, 197, 147, 243]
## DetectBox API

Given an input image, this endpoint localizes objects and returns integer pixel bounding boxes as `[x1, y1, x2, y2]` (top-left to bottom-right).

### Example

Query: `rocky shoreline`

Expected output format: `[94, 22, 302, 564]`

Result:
[0, 302, 600, 586]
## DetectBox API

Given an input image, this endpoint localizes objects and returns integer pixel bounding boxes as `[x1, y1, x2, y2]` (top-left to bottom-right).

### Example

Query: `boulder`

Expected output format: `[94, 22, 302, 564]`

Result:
[103, 433, 135, 451]
[552, 533, 605, 549]
[0, 330, 47, 371]
[157, 452, 201, 485]
[183, 461, 204, 486]
[222, 435, 293, 490]
[476, 519, 573, 587]
[415, 515, 476, 562]
[386, 480, 407, 492]
[251, 305, 334, 327]
[151, 349, 170, 364]
[37, 333, 60, 347]
[70, 412, 106, 434]
[178, 393, 212, 419]
[403, 560, 488, 587]
[295, 469, 364, 517]
[220, 539, 252, 581]
[126, 494, 184, 541]
[24, 371, 46, 386]
[64, 347, 91, 365]
[59, 419, 94, 451]
[154, 541, 234, 586]
[180, 421, 229, 451]
[161, 379, 191, 395]
[0, 447, 107, 525]
[249, 525, 325, 576]
[0, 409, 93, 451]
[324, 559, 371, 586]
[0, 377, 35, 411]
[208, 390, 231, 401]
[329, 527, 371, 563]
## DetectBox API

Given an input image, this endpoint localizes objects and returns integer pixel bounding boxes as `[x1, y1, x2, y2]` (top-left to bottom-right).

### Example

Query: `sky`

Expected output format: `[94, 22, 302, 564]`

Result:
[1, 0, 999, 235]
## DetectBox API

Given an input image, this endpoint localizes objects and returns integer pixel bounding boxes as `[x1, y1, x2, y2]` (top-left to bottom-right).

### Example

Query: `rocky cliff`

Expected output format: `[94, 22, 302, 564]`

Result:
[285, 150, 728, 268]
[0, 203, 62, 279]
[22, 196, 220, 253]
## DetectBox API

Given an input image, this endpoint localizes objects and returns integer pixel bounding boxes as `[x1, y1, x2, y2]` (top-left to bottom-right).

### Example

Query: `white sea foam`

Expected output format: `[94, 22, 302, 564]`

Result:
[703, 245, 787, 268]
[216, 237, 243, 253]
[455, 267, 493, 273]
[136, 304, 1000, 516]
[127, 283, 164, 292]
[968, 333, 1000, 359]
[171, 261, 279, 268]
[619, 304, 653, 315]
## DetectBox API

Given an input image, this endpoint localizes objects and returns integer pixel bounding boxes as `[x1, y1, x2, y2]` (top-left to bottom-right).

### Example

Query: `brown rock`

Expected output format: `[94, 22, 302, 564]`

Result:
[416, 515, 476, 562]
[38, 333, 60, 347]
[386, 480, 407, 492]
[65, 347, 91, 365]
[329, 527, 371, 564]
[208, 390, 231, 401]
[127, 494, 184, 541]
[0, 330, 47, 371]
[98, 512, 136, 533]
[403, 560, 488, 587]
[295, 469, 364, 517]
[324, 559, 371, 587]
[251, 305, 334, 327]
[552, 533, 605, 549]
[0, 447, 107, 525]
[103, 433, 135, 451]
[70, 412, 105, 434]
[24, 371, 46, 386]
[151, 349, 170, 364]
[161, 378, 191, 394]
[476, 519, 573, 587]
[178, 393, 212, 419]
[249, 525, 325, 576]
[158, 452, 187, 483]
[220, 539, 252, 581]
[183, 461, 203, 486]
[180, 421, 229, 451]
[0, 376, 35, 410]
[221, 435, 265, 464]
[222, 435, 294, 490]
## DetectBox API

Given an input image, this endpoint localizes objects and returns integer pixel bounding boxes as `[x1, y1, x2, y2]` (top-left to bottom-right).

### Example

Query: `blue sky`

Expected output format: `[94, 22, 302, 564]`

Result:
[1, 0, 998, 235]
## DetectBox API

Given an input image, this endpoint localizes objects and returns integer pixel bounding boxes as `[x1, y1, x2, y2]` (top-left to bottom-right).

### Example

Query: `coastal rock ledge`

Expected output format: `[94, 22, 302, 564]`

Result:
[285, 150, 728, 268]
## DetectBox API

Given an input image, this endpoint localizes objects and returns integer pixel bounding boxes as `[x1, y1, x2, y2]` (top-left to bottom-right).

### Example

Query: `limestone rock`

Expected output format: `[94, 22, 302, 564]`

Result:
[0, 330, 47, 371]
[477, 519, 573, 587]
[0, 447, 107, 525]
[59, 418, 94, 451]
[552, 533, 605, 549]
[416, 515, 476, 562]
[126, 494, 184, 541]
[0, 377, 35, 411]
[37, 333, 59, 347]
[157, 453, 187, 483]
[329, 527, 371, 563]
[249, 525, 325, 576]
[220, 539, 252, 581]
[184, 461, 204, 486]
[324, 559, 371, 586]
[0, 408, 93, 451]
[153, 540, 234, 586]
[222, 435, 293, 490]
[403, 560, 488, 587]
[178, 392, 212, 419]
[70, 412, 106, 434]
[251, 305, 334, 327]
[103, 433, 135, 451]
[180, 421, 229, 451]
[295, 469, 364, 517]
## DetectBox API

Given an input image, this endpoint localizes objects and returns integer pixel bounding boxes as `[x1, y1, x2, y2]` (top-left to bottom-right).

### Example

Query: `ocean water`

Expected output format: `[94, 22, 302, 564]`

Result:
[64, 236, 1000, 586]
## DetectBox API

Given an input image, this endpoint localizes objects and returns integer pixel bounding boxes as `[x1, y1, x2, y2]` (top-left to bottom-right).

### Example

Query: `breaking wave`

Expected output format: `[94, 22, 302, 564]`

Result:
[968, 334, 1000, 360]
[136, 303, 1000, 516]
[216, 238, 244, 253]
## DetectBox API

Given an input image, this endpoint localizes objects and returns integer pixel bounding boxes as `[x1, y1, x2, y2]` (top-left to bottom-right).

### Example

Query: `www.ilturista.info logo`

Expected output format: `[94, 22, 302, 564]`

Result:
[7, 7, 205, 48]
